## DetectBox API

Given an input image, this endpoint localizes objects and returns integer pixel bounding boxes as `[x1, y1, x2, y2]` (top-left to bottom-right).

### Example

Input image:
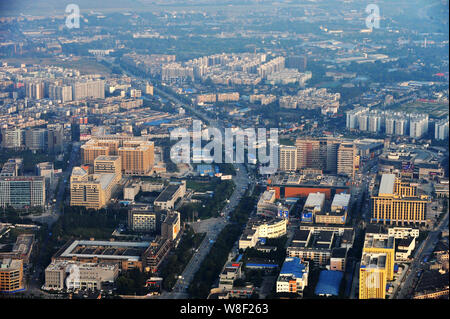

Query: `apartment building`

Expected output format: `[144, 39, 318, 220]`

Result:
[276, 257, 309, 295]
[359, 252, 387, 299]
[279, 145, 297, 172]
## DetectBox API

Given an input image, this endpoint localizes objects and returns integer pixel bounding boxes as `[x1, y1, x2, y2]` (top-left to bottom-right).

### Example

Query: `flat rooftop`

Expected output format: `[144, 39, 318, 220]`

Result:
[59, 240, 150, 261]
[379, 174, 396, 196]
[155, 184, 182, 202]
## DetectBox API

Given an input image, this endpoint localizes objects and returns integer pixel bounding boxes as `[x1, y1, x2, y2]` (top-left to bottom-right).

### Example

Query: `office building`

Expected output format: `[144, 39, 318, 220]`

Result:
[315, 193, 351, 225]
[25, 128, 47, 151]
[301, 192, 325, 223]
[287, 226, 354, 267]
[154, 182, 186, 210]
[47, 124, 64, 154]
[0, 158, 23, 177]
[118, 140, 154, 176]
[43, 261, 119, 291]
[69, 167, 118, 209]
[371, 174, 429, 225]
[238, 217, 287, 249]
[0, 258, 24, 293]
[94, 155, 122, 179]
[219, 262, 243, 291]
[128, 205, 157, 233]
[52, 240, 151, 271]
[36, 162, 54, 188]
[0, 176, 45, 208]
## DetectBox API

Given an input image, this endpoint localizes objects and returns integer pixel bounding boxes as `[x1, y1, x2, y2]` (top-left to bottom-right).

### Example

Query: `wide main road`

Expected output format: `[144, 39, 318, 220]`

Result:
[153, 85, 252, 299]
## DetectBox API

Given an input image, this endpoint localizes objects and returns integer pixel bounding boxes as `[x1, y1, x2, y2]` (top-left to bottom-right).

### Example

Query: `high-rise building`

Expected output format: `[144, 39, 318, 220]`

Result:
[295, 138, 324, 171]
[145, 83, 154, 95]
[47, 124, 64, 154]
[359, 252, 387, 299]
[371, 174, 429, 226]
[296, 137, 350, 174]
[394, 118, 408, 136]
[25, 81, 44, 100]
[82, 137, 153, 175]
[368, 115, 383, 133]
[71, 121, 80, 142]
[0, 176, 45, 208]
[385, 117, 396, 135]
[1, 128, 24, 149]
[279, 145, 297, 171]
[36, 162, 54, 188]
[363, 233, 395, 281]
[118, 140, 154, 176]
[25, 128, 47, 151]
[409, 114, 429, 138]
[71, 79, 105, 100]
[435, 117, 449, 141]
[48, 84, 72, 102]
[69, 167, 117, 209]
[337, 142, 357, 178]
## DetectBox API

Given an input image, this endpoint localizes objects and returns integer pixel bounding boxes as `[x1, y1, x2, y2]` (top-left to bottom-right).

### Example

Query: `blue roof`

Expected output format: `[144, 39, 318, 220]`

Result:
[144, 119, 173, 126]
[280, 257, 307, 279]
[315, 270, 343, 296]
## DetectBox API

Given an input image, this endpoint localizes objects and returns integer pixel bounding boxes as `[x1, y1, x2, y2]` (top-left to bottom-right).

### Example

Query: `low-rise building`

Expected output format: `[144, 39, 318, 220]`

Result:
[276, 257, 309, 295]
[154, 181, 186, 210]
[43, 261, 119, 291]
[0, 258, 24, 293]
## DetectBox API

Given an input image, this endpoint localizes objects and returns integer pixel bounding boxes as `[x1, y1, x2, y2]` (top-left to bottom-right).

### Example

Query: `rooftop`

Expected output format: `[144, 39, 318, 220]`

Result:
[279, 257, 307, 279]
[59, 240, 150, 261]
[378, 174, 396, 196]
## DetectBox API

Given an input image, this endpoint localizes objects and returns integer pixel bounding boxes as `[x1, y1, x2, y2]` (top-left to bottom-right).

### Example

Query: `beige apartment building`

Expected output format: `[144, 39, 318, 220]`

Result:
[279, 145, 297, 171]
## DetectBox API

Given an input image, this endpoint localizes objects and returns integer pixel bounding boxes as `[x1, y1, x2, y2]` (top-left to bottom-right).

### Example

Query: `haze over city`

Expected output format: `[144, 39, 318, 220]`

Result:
[0, 0, 448, 308]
